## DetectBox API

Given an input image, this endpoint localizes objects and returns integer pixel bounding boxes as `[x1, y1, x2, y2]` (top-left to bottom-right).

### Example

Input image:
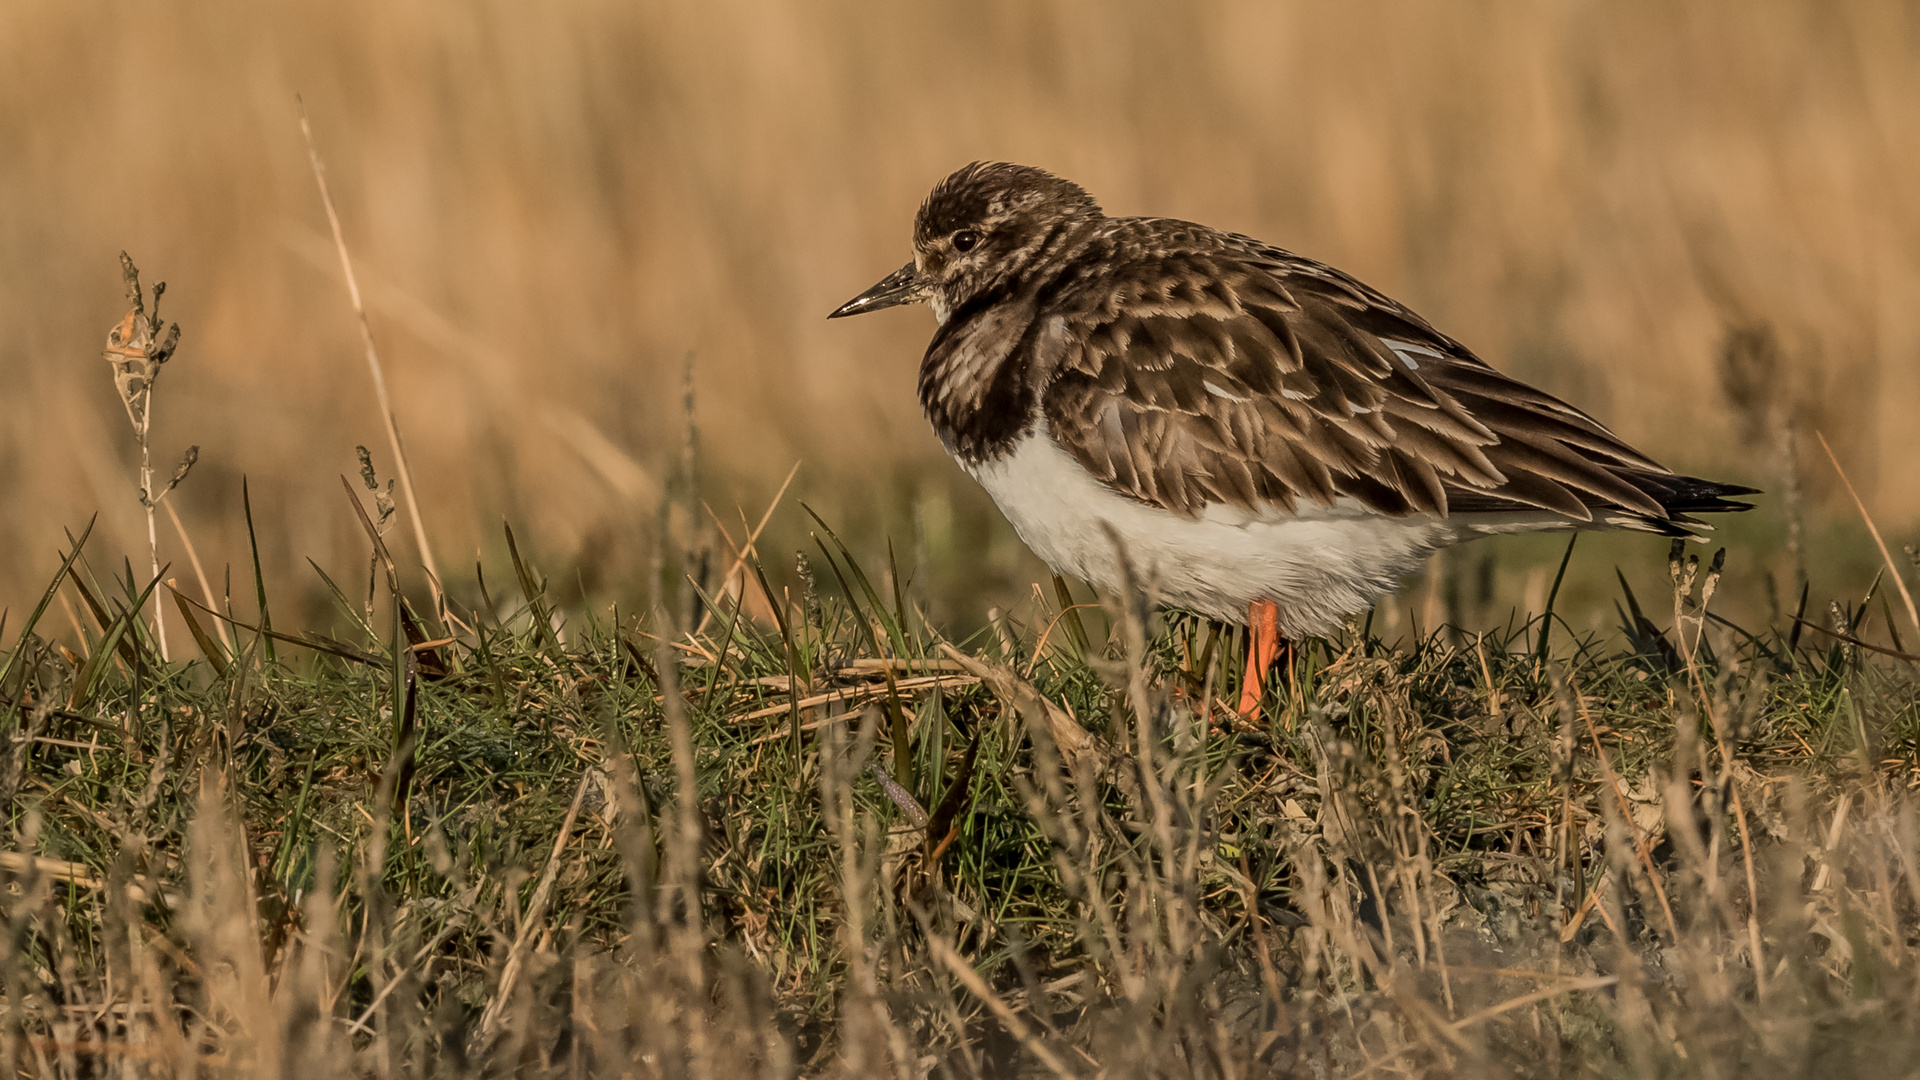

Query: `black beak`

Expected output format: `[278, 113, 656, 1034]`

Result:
[828, 261, 930, 318]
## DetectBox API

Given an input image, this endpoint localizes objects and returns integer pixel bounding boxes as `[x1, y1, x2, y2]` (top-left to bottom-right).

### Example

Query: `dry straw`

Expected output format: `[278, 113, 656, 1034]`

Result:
[102, 254, 195, 662]
[1817, 430, 1920, 636]
[296, 96, 443, 608]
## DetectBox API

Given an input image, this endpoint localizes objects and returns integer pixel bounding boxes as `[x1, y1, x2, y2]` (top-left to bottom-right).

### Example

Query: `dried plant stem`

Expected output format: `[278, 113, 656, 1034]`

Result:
[479, 765, 593, 1035]
[138, 397, 169, 662]
[1581, 698, 1680, 941]
[692, 458, 802, 636]
[162, 501, 229, 650]
[1445, 975, 1619, 1033]
[927, 934, 1077, 1079]
[1816, 430, 1919, 634]
[1670, 557, 1770, 996]
[105, 255, 190, 668]
[296, 98, 443, 606]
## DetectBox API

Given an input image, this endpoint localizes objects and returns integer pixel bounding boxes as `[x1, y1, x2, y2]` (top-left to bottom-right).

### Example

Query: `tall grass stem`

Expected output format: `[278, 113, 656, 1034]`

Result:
[296, 96, 443, 607]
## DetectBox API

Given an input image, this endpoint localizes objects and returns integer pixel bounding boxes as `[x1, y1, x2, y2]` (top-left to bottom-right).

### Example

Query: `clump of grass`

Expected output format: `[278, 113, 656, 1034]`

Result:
[2, 484, 1920, 1076]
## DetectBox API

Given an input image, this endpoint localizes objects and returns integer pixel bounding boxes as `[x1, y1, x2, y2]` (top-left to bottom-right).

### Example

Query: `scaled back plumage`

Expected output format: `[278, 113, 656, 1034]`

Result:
[901, 163, 1754, 535]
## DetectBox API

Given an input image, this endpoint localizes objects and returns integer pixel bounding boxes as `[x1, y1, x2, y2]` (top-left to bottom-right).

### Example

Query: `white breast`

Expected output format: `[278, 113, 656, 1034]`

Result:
[959, 427, 1463, 637]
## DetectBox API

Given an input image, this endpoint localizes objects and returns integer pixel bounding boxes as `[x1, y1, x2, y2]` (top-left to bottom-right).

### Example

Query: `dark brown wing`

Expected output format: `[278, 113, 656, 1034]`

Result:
[1040, 240, 1755, 530]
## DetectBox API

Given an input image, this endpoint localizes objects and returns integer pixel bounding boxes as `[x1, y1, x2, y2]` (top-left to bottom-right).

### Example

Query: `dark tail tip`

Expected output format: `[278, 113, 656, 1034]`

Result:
[1657, 474, 1761, 516]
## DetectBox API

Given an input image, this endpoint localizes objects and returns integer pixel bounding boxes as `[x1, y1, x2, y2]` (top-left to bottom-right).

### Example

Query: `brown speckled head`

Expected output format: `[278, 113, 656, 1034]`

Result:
[909, 163, 1102, 324]
[913, 162, 1101, 241]
[829, 162, 1102, 325]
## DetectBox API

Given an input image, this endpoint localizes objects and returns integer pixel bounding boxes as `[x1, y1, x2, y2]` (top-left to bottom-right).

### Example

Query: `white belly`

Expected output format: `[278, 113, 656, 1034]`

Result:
[960, 429, 1463, 637]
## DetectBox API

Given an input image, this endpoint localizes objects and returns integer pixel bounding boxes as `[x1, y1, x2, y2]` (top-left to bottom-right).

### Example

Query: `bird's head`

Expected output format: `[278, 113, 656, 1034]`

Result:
[829, 162, 1103, 324]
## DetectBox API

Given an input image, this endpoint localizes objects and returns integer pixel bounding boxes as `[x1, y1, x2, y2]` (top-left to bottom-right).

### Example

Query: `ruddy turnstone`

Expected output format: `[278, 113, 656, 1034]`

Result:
[830, 162, 1755, 715]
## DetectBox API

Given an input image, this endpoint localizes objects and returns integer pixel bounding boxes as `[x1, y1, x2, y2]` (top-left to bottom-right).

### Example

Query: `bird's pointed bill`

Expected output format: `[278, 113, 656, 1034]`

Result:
[828, 262, 929, 318]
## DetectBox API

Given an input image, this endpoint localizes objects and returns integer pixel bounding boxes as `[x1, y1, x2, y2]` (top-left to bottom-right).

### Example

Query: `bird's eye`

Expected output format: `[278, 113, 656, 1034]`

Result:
[951, 230, 982, 253]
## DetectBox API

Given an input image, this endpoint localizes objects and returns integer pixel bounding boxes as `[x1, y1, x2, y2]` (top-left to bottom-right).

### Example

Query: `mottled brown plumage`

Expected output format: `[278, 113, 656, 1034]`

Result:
[831, 162, 1755, 662]
[836, 162, 1754, 536]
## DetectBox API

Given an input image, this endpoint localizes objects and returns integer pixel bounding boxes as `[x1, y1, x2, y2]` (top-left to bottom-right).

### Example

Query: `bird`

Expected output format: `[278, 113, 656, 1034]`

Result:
[829, 162, 1756, 717]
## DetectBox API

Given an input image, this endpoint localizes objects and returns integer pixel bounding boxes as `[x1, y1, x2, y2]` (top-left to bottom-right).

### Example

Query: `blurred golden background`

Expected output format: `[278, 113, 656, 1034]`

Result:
[2, 0, 1914, 636]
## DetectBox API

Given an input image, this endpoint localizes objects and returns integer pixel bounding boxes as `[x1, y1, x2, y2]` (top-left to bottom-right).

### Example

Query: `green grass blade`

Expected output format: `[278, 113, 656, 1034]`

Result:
[1785, 579, 1811, 658]
[1051, 575, 1090, 659]
[307, 557, 379, 640]
[746, 556, 805, 756]
[0, 515, 97, 709]
[475, 557, 506, 629]
[1533, 533, 1578, 665]
[271, 756, 321, 887]
[503, 520, 559, 651]
[170, 586, 230, 677]
[243, 478, 276, 664]
[880, 663, 915, 795]
[65, 560, 138, 669]
[172, 589, 384, 667]
[803, 504, 912, 661]
[796, 532, 916, 785]
[809, 537, 878, 659]
[887, 538, 919, 656]
[700, 594, 745, 706]
[117, 556, 164, 665]
[385, 652, 420, 814]
[70, 564, 167, 710]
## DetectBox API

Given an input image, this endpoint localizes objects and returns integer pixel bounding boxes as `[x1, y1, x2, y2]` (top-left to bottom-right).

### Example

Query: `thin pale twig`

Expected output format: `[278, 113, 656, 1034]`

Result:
[694, 459, 802, 635]
[162, 500, 229, 651]
[1445, 976, 1619, 1033]
[926, 933, 1078, 1079]
[740, 674, 980, 737]
[1022, 602, 1106, 679]
[1580, 702, 1681, 942]
[1817, 430, 1919, 633]
[478, 766, 595, 1034]
[297, 96, 443, 607]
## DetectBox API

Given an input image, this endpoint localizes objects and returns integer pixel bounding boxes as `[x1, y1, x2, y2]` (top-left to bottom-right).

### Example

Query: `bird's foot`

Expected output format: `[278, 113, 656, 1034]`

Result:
[1237, 599, 1288, 722]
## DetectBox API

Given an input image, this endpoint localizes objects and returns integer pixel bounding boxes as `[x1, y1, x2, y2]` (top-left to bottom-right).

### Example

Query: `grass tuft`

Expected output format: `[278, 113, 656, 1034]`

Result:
[1, 512, 1919, 1075]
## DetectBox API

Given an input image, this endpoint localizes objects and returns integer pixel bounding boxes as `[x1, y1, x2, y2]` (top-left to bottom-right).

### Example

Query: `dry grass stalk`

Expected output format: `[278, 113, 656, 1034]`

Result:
[1817, 429, 1920, 635]
[160, 500, 227, 651]
[478, 765, 595, 1034]
[695, 458, 803, 636]
[102, 254, 192, 662]
[296, 97, 443, 608]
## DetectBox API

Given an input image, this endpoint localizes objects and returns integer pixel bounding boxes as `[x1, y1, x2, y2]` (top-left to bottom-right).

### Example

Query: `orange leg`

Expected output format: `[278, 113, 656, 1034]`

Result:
[1237, 599, 1287, 720]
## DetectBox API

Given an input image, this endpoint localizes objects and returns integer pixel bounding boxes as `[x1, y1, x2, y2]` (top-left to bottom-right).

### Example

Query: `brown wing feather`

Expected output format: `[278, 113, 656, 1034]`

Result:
[1041, 240, 1746, 529]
